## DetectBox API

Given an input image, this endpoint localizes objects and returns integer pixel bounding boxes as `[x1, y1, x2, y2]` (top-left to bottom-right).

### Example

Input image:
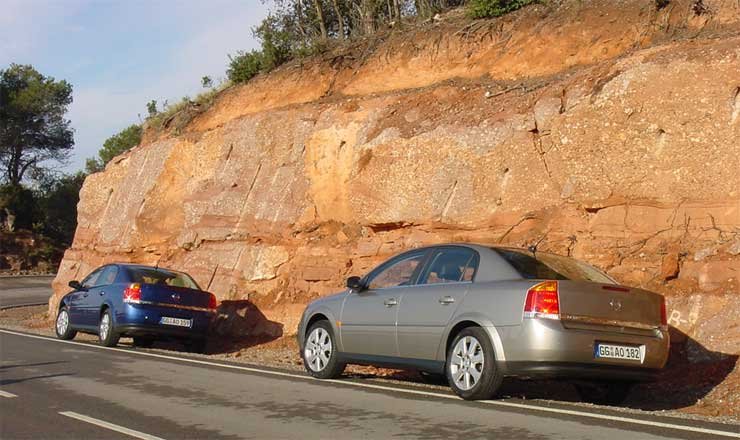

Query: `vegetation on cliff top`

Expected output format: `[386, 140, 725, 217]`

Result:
[226, 0, 539, 84]
[85, 124, 142, 174]
[139, 1, 542, 139]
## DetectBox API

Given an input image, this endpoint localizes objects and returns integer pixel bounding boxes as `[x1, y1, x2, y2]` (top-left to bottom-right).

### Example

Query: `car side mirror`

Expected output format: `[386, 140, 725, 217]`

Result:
[68, 280, 86, 291]
[346, 276, 365, 292]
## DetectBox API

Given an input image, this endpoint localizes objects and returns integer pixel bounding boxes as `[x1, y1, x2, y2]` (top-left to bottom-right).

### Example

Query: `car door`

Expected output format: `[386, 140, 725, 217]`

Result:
[70, 268, 103, 328]
[84, 265, 119, 328]
[396, 246, 479, 360]
[340, 249, 429, 358]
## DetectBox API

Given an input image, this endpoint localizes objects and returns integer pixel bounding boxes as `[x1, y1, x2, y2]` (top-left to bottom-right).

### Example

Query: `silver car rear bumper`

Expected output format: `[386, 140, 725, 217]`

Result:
[496, 318, 669, 381]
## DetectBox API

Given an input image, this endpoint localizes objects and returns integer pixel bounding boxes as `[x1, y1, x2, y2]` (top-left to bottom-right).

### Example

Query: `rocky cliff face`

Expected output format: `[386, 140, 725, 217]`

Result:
[53, 0, 738, 380]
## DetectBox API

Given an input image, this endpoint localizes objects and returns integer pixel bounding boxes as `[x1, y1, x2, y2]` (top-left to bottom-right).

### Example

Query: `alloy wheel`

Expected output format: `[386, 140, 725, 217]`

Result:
[449, 335, 485, 391]
[99, 313, 110, 340]
[304, 327, 332, 372]
[56, 309, 69, 335]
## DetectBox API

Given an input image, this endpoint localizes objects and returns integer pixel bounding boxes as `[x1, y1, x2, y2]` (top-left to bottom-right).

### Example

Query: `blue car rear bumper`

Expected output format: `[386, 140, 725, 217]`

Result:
[115, 303, 215, 340]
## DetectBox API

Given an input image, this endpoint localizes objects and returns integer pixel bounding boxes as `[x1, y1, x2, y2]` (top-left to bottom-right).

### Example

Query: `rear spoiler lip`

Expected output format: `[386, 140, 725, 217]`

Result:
[130, 300, 216, 314]
[560, 313, 661, 331]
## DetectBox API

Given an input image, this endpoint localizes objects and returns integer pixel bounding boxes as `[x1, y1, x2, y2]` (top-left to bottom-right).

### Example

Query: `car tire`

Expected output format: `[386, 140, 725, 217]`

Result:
[98, 309, 120, 347]
[575, 381, 633, 406]
[55, 306, 77, 340]
[302, 320, 345, 379]
[132, 336, 155, 348]
[446, 327, 503, 400]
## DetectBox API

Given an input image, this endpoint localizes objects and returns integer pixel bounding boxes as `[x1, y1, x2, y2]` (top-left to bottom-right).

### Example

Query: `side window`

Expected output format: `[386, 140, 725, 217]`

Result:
[97, 266, 119, 286]
[367, 252, 427, 290]
[421, 248, 478, 285]
[81, 268, 103, 289]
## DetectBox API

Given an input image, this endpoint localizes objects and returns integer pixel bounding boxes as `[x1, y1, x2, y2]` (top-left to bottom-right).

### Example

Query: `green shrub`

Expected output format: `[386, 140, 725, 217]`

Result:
[254, 15, 292, 71]
[227, 50, 263, 84]
[84, 124, 142, 174]
[468, 0, 538, 18]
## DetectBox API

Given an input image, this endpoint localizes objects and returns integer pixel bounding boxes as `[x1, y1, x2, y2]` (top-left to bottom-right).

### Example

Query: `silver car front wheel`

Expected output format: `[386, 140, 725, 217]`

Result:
[305, 327, 332, 372]
[302, 320, 345, 379]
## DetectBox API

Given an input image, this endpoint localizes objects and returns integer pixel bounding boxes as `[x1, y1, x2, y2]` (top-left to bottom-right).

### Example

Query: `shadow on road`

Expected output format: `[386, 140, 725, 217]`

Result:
[0, 372, 74, 386]
[0, 360, 68, 370]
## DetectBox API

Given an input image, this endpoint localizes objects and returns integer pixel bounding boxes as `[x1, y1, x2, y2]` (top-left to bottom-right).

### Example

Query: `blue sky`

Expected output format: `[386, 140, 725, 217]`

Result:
[0, 0, 269, 172]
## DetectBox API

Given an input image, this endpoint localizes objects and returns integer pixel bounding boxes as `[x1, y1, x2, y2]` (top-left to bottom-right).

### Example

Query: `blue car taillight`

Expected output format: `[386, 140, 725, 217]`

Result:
[123, 283, 142, 304]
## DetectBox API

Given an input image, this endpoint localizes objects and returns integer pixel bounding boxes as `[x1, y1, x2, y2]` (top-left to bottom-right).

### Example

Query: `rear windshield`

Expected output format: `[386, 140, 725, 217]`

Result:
[494, 249, 615, 284]
[126, 267, 200, 290]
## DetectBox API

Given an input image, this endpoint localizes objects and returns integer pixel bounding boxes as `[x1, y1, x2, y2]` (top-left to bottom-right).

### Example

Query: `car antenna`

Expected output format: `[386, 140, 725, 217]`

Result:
[528, 232, 549, 257]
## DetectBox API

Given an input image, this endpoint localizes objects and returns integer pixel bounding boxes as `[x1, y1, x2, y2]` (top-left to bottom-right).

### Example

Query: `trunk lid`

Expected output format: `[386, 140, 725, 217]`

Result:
[557, 280, 663, 328]
[140, 284, 213, 309]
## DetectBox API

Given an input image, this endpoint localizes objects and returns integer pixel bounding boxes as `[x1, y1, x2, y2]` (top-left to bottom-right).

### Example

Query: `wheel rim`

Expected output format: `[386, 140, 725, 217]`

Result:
[99, 313, 110, 340]
[304, 327, 332, 372]
[449, 335, 485, 391]
[56, 310, 69, 335]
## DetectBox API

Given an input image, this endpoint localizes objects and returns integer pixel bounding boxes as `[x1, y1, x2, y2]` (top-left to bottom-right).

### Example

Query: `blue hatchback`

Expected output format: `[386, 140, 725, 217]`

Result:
[55, 264, 218, 352]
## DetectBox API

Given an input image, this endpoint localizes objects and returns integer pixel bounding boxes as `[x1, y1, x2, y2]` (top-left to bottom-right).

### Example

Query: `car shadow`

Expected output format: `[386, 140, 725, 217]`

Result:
[134, 300, 284, 355]
[206, 300, 284, 354]
[0, 361, 68, 370]
[0, 372, 74, 386]
[492, 326, 738, 411]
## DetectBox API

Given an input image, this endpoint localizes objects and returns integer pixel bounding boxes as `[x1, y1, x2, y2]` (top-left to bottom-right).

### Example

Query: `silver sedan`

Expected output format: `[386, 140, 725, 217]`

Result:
[297, 244, 669, 403]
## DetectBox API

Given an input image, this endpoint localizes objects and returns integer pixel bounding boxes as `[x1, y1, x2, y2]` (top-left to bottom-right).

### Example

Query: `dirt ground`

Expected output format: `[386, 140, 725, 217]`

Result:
[2, 305, 737, 427]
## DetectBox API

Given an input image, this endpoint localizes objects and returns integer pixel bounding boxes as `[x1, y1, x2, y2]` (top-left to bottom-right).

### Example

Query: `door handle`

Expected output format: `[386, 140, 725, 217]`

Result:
[384, 298, 398, 307]
[439, 296, 455, 305]
[99, 291, 106, 296]
[82, 293, 88, 298]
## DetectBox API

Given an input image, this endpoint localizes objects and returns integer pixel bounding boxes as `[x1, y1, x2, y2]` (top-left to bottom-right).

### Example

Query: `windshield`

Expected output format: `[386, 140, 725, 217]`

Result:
[494, 249, 615, 284]
[127, 267, 201, 290]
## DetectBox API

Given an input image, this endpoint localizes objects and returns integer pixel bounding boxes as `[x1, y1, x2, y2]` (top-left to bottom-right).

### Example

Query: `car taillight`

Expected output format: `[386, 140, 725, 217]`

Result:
[123, 283, 141, 303]
[523, 280, 560, 320]
[208, 293, 218, 310]
[660, 297, 667, 326]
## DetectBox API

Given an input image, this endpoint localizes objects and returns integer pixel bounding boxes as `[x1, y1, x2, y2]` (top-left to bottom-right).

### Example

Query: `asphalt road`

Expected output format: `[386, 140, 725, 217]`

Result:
[1, 331, 739, 440]
[0, 276, 54, 309]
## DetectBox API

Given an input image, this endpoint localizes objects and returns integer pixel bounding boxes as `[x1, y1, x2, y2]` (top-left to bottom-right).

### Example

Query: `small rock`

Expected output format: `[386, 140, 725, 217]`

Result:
[660, 253, 680, 280]
[336, 230, 349, 243]
[728, 240, 740, 256]
[693, 247, 717, 262]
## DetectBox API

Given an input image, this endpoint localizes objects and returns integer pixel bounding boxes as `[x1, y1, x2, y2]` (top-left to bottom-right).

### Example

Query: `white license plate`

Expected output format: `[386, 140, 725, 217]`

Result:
[159, 317, 192, 328]
[595, 343, 643, 362]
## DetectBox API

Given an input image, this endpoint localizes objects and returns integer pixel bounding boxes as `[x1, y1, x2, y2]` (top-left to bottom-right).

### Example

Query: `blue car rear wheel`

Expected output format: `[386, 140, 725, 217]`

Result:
[98, 310, 120, 347]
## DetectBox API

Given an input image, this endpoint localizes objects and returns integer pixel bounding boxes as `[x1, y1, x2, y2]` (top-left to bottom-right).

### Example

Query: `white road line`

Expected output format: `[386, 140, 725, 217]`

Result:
[0, 389, 18, 398]
[3, 329, 739, 438]
[59, 411, 164, 440]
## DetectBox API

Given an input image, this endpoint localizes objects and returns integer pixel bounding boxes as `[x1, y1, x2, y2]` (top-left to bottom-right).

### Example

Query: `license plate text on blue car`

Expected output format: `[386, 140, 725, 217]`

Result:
[160, 317, 192, 328]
